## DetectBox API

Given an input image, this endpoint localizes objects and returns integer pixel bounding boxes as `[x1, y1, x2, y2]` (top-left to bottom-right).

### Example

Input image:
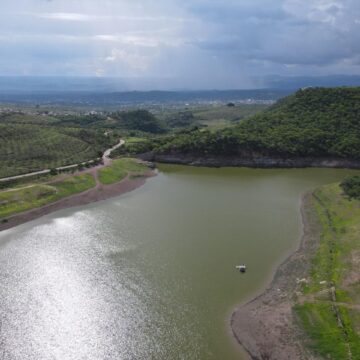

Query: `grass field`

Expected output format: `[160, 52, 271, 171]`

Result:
[156, 104, 268, 130]
[294, 184, 360, 359]
[0, 173, 96, 219]
[192, 104, 268, 127]
[98, 158, 148, 185]
[123, 137, 148, 144]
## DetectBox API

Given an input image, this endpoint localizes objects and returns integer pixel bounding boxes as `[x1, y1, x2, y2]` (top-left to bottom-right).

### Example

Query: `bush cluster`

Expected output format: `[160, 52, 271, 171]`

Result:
[340, 176, 360, 199]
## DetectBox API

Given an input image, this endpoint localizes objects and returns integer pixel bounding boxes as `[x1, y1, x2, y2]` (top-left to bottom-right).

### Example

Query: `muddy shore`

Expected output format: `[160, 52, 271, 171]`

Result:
[0, 171, 156, 232]
[231, 192, 322, 360]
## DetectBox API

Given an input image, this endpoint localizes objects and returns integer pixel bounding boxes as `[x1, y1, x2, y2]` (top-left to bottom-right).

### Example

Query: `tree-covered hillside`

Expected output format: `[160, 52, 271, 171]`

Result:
[149, 87, 360, 159]
[53, 110, 166, 133]
[0, 109, 166, 178]
[0, 124, 116, 178]
[111, 110, 166, 133]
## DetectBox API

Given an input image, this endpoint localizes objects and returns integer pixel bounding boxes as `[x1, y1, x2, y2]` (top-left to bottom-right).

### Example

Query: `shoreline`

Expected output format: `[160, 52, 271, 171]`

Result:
[140, 153, 360, 169]
[230, 191, 321, 360]
[0, 170, 156, 232]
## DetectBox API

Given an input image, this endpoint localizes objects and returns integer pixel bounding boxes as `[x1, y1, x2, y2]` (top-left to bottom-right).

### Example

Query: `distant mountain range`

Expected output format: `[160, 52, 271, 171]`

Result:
[0, 75, 359, 106]
[264, 75, 360, 89]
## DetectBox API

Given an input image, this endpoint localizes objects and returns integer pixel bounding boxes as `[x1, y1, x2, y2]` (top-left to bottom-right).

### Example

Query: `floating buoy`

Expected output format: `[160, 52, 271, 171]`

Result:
[235, 264, 246, 273]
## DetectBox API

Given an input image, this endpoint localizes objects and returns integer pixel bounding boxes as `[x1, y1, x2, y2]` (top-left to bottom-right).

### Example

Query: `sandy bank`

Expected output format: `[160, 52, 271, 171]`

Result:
[231, 192, 322, 360]
[0, 171, 156, 232]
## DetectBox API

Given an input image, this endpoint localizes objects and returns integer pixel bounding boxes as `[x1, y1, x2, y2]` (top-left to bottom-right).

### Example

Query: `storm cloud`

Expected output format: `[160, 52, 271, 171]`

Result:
[0, 0, 359, 88]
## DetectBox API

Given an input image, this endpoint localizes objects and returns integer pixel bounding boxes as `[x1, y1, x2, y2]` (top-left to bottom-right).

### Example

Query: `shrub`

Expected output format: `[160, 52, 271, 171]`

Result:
[340, 175, 360, 199]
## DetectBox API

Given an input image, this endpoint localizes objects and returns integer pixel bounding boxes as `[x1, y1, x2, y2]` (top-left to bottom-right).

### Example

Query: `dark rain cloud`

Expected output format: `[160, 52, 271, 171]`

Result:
[186, 0, 360, 67]
[0, 0, 359, 87]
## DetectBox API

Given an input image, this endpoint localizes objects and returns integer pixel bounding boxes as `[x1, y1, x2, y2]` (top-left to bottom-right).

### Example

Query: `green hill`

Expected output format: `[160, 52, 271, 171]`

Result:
[0, 108, 165, 178]
[150, 87, 360, 159]
[0, 124, 114, 178]
[56, 110, 166, 133]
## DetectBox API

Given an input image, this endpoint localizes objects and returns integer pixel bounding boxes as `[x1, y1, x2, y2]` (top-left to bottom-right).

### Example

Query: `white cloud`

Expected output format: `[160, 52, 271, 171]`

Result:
[105, 48, 155, 72]
[36, 12, 96, 22]
[93, 33, 184, 48]
[33, 12, 189, 23]
[283, 0, 346, 26]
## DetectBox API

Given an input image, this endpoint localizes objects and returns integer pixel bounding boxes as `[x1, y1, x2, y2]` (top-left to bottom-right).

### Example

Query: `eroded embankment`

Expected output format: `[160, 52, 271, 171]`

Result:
[139, 153, 360, 169]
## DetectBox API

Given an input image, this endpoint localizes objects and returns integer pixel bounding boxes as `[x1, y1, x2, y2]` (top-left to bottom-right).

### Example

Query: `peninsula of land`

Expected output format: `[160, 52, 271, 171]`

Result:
[0, 156, 156, 232]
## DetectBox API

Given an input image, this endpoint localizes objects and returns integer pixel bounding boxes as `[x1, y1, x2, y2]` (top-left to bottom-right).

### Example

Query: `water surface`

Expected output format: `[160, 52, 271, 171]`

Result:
[0, 166, 358, 360]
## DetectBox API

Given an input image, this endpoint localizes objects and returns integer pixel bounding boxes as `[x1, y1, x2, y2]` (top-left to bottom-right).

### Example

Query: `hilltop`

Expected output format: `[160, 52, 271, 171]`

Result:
[142, 87, 360, 165]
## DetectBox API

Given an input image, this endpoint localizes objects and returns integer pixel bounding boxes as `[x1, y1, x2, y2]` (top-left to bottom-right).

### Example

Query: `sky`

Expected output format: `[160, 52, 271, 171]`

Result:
[0, 0, 360, 89]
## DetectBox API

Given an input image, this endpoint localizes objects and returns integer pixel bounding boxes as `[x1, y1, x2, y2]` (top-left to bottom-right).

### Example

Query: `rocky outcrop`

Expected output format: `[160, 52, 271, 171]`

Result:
[138, 152, 360, 169]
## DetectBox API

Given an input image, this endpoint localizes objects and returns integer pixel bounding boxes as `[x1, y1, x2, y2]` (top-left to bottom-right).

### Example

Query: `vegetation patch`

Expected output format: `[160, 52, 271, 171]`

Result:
[157, 104, 268, 130]
[52, 173, 96, 197]
[0, 174, 95, 219]
[294, 303, 360, 359]
[340, 175, 360, 199]
[98, 158, 148, 185]
[295, 183, 360, 359]
[111, 110, 166, 133]
[191, 104, 268, 128]
[0, 123, 115, 178]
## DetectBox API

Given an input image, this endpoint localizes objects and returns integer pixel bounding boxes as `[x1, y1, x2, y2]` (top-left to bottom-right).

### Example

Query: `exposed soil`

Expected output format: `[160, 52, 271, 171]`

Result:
[231, 192, 323, 360]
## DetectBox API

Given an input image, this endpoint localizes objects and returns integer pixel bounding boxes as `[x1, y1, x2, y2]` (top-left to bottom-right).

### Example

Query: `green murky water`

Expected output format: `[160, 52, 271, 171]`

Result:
[0, 166, 357, 360]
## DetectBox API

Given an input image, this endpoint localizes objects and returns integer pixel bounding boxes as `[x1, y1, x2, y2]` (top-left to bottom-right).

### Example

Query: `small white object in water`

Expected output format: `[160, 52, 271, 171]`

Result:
[235, 264, 246, 273]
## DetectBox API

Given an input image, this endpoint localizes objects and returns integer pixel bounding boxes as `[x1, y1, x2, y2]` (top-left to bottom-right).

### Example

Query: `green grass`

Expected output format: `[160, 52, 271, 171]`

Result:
[294, 303, 360, 359]
[0, 173, 95, 219]
[192, 104, 268, 127]
[98, 158, 148, 185]
[295, 183, 360, 359]
[155, 104, 268, 130]
[53, 174, 96, 197]
[0, 113, 60, 124]
[307, 184, 360, 293]
[124, 137, 148, 144]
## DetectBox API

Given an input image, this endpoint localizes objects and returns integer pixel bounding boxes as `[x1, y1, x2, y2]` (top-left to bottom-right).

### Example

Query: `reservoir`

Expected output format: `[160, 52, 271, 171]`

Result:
[0, 166, 357, 360]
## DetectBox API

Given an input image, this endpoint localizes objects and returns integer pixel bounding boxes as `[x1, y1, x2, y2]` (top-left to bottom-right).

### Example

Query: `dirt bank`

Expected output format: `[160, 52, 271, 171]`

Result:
[0, 171, 156, 232]
[231, 192, 322, 360]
